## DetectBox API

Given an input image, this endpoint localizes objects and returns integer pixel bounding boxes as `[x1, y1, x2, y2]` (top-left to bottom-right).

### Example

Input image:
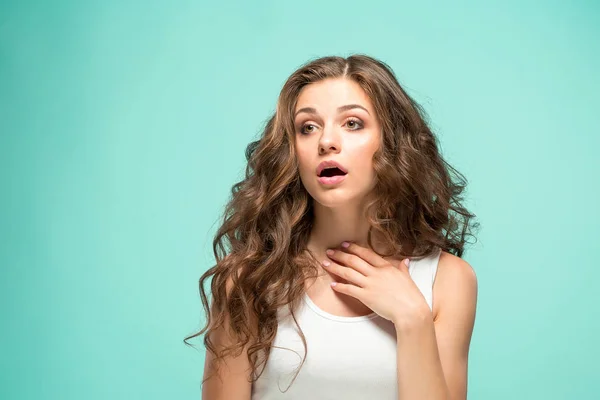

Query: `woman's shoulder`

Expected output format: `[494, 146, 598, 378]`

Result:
[432, 250, 478, 321]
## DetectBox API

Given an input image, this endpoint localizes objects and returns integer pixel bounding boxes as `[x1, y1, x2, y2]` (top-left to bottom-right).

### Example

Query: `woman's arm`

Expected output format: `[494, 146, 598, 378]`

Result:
[202, 276, 254, 400]
[395, 254, 478, 400]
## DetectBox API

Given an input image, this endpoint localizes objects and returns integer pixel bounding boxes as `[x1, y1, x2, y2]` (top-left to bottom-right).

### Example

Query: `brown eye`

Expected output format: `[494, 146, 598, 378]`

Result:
[300, 124, 316, 135]
[346, 118, 364, 130]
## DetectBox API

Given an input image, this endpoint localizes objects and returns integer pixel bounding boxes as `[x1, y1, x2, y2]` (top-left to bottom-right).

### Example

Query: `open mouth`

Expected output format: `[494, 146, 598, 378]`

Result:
[318, 167, 347, 178]
[317, 167, 347, 185]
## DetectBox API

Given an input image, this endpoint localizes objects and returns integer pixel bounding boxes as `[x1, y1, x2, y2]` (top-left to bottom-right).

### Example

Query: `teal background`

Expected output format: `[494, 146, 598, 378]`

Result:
[1, 1, 598, 399]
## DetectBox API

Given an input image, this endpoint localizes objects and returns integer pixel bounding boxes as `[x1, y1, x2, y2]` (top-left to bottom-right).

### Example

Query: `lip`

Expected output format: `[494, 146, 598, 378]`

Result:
[317, 175, 347, 185]
[316, 160, 348, 176]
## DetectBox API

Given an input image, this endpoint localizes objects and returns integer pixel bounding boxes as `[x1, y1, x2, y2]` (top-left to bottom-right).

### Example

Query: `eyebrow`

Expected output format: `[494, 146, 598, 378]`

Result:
[294, 104, 370, 119]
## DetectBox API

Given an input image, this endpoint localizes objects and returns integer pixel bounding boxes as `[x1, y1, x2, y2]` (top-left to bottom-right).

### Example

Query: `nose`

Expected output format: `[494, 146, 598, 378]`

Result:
[318, 126, 341, 155]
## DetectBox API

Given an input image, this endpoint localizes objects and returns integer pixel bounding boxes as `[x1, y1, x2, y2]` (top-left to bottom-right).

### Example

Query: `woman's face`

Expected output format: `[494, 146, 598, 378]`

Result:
[293, 78, 382, 207]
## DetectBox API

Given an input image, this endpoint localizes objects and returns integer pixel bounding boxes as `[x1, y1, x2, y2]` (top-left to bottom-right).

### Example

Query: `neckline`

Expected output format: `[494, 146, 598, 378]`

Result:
[301, 254, 424, 323]
[302, 292, 379, 323]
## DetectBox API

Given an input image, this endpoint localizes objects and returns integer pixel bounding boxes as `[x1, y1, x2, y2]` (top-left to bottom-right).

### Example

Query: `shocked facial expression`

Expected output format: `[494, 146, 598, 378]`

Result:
[293, 78, 382, 207]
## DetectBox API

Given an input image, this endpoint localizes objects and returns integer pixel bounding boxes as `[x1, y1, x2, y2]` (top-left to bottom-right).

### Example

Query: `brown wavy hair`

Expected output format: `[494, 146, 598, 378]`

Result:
[184, 54, 479, 391]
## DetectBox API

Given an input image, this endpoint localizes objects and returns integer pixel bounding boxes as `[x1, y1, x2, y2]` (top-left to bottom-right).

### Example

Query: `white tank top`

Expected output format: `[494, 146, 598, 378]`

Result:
[250, 247, 442, 400]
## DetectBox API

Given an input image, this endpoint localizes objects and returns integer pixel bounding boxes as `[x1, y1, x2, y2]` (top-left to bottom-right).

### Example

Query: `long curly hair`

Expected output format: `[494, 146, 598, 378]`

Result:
[184, 54, 479, 390]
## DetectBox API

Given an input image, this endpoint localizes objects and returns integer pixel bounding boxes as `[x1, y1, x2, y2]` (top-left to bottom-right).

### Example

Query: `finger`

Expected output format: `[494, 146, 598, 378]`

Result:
[330, 281, 362, 299]
[322, 259, 368, 287]
[397, 257, 410, 272]
[340, 242, 388, 268]
[326, 248, 373, 276]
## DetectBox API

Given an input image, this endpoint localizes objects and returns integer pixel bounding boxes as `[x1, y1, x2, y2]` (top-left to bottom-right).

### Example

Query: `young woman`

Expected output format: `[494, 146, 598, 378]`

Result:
[185, 54, 479, 400]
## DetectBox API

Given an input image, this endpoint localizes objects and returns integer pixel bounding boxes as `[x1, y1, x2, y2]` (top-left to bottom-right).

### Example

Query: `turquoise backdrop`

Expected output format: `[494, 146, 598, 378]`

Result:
[1, 1, 598, 399]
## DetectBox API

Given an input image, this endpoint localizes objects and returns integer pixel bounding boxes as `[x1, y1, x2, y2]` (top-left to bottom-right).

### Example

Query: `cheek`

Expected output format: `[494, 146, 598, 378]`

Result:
[295, 154, 315, 186]
[349, 142, 378, 169]
[296, 154, 312, 176]
[350, 148, 379, 186]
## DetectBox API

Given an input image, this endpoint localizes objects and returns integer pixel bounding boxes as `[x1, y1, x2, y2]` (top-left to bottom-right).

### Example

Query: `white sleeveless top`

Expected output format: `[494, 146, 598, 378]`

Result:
[250, 247, 442, 400]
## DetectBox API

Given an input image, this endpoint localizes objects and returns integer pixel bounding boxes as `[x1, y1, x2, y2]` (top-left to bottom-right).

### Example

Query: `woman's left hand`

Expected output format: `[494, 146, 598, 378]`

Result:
[323, 241, 432, 330]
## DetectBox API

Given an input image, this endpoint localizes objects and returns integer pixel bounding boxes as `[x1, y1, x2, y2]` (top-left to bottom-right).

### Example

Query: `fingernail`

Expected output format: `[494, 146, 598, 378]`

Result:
[404, 258, 410, 266]
[322, 260, 330, 267]
[341, 241, 350, 248]
[326, 249, 334, 256]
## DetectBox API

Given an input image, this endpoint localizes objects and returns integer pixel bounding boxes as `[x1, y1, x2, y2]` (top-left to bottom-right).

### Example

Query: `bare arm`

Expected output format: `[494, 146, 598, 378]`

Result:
[201, 276, 255, 400]
[395, 253, 478, 400]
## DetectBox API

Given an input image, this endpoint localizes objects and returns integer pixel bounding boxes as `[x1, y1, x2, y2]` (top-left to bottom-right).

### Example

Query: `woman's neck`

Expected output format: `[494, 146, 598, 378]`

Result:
[306, 199, 392, 257]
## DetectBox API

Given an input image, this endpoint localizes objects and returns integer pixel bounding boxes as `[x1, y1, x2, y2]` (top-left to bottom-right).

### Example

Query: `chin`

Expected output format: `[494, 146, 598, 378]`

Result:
[307, 187, 362, 208]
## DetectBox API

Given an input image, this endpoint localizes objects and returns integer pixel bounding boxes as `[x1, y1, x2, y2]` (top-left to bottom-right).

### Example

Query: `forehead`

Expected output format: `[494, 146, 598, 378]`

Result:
[295, 78, 374, 112]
